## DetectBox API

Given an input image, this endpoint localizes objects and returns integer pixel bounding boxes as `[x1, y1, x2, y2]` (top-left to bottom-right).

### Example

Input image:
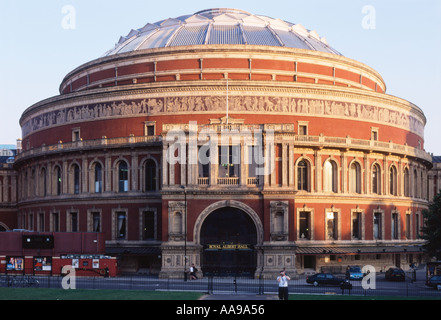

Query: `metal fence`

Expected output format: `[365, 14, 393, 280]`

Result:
[1, 273, 440, 299]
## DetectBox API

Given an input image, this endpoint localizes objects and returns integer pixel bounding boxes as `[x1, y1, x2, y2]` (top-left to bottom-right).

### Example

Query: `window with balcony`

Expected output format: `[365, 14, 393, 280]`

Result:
[248, 145, 263, 184]
[197, 146, 210, 185]
[218, 145, 240, 184]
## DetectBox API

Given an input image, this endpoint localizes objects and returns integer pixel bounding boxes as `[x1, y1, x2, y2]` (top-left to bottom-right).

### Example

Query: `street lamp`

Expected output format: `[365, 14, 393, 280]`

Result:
[180, 185, 187, 281]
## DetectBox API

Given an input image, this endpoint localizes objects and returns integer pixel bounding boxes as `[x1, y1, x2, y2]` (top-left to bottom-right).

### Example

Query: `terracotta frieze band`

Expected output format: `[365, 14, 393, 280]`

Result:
[21, 95, 424, 137]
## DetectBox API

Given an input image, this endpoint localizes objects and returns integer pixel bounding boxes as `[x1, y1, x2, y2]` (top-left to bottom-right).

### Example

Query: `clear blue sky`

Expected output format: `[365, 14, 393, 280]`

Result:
[1, 0, 440, 154]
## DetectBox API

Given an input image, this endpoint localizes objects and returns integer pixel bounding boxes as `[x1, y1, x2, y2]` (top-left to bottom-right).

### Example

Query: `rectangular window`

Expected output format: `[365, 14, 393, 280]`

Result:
[39, 213, 45, 232]
[299, 125, 308, 135]
[392, 213, 399, 240]
[144, 121, 156, 136]
[352, 211, 361, 240]
[117, 212, 126, 239]
[371, 127, 379, 141]
[299, 211, 310, 240]
[72, 128, 81, 142]
[374, 212, 382, 240]
[143, 211, 155, 240]
[326, 211, 338, 240]
[406, 214, 411, 239]
[70, 212, 78, 232]
[92, 212, 101, 232]
[52, 212, 59, 232]
[298, 121, 309, 136]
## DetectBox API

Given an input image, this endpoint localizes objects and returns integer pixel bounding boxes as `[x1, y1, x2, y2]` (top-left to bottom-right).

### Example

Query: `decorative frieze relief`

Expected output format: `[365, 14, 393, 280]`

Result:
[22, 95, 424, 137]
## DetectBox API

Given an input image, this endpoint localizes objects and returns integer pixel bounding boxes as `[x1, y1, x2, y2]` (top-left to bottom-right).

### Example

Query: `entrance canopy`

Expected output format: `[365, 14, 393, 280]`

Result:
[295, 245, 424, 255]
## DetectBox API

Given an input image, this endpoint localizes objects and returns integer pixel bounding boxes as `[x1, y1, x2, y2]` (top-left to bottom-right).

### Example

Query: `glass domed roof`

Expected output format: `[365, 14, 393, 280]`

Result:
[103, 8, 341, 56]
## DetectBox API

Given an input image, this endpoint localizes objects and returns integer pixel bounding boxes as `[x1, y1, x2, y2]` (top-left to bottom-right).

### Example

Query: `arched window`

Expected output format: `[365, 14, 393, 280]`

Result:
[372, 164, 381, 194]
[145, 159, 157, 191]
[349, 162, 361, 194]
[389, 166, 397, 196]
[413, 169, 418, 198]
[118, 161, 129, 192]
[55, 166, 62, 195]
[40, 168, 47, 197]
[323, 160, 337, 193]
[297, 160, 309, 191]
[403, 168, 410, 197]
[73, 164, 80, 194]
[94, 163, 102, 193]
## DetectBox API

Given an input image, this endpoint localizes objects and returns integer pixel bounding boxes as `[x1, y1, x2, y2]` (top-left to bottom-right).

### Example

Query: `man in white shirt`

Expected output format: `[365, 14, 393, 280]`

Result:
[277, 270, 291, 300]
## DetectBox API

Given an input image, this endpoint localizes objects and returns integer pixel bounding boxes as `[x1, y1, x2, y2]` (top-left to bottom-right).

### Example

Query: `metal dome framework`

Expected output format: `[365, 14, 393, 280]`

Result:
[104, 8, 341, 56]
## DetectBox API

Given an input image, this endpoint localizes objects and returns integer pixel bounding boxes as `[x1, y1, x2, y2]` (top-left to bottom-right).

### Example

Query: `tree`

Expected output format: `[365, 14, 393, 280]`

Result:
[422, 191, 441, 260]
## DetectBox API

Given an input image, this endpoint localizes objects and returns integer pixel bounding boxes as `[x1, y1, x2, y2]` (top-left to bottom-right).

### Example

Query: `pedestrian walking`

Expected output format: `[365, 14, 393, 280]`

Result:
[277, 270, 290, 300]
[189, 264, 198, 280]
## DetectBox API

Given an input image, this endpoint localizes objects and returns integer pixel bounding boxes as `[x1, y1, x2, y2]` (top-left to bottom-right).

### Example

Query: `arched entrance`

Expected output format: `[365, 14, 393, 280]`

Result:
[199, 206, 258, 277]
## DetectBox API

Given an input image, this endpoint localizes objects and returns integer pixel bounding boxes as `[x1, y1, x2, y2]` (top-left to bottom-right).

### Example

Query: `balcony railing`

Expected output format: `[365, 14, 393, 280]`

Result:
[15, 132, 432, 164]
[217, 177, 239, 185]
[15, 135, 162, 162]
[197, 177, 209, 185]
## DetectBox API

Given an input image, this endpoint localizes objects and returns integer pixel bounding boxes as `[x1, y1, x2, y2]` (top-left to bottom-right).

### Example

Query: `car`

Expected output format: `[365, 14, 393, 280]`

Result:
[427, 275, 441, 290]
[346, 266, 363, 280]
[306, 273, 349, 287]
[385, 267, 405, 281]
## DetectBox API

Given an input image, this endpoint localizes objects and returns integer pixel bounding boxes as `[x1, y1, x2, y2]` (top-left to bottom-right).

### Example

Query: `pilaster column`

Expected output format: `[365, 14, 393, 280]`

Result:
[288, 143, 294, 187]
[282, 143, 288, 187]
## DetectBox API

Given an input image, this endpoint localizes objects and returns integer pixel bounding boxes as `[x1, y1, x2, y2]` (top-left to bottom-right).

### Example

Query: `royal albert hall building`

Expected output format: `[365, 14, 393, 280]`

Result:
[13, 8, 433, 278]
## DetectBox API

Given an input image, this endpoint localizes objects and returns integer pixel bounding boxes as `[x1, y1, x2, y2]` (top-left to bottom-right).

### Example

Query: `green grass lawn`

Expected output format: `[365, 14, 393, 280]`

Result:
[0, 288, 439, 300]
[0, 288, 204, 300]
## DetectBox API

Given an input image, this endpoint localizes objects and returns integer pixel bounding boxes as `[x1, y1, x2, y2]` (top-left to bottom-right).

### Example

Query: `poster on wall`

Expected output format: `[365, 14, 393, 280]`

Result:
[34, 257, 52, 271]
[72, 258, 79, 268]
[6, 257, 24, 271]
[93, 259, 99, 269]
